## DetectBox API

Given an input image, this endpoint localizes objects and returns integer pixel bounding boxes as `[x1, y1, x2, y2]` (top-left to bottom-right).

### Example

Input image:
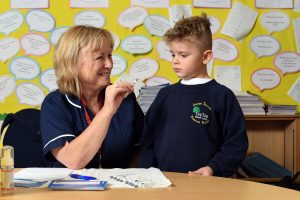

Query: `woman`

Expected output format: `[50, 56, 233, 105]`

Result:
[40, 25, 144, 169]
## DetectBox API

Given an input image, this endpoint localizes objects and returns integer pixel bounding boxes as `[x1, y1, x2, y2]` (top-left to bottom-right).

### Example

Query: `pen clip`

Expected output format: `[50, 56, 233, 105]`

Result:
[69, 174, 97, 181]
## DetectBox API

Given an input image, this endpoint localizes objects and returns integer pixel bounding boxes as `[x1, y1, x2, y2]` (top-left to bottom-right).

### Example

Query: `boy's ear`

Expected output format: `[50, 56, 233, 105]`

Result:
[202, 50, 213, 65]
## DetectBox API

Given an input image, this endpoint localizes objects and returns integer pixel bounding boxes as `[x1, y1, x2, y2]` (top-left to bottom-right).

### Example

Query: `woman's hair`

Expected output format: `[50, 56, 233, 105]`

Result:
[164, 13, 212, 51]
[54, 25, 113, 98]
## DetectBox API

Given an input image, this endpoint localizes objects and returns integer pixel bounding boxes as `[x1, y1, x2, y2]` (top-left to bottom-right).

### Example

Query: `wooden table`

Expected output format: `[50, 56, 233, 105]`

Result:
[2, 172, 300, 200]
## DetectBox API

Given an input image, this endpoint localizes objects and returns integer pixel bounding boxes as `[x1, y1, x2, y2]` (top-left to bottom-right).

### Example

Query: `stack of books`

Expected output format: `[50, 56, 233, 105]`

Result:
[265, 105, 297, 115]
[233, 91, 266, 115]
[139, 84, 169, 114]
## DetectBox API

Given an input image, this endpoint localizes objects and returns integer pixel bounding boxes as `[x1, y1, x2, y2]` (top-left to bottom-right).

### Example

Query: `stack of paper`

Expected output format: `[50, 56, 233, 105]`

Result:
[266, 105, 297, 115]
[139, 84, 169, 114]
[233, 91, 266, 115]
[14, 168, 73, 181]
[14, 168, 73, 188]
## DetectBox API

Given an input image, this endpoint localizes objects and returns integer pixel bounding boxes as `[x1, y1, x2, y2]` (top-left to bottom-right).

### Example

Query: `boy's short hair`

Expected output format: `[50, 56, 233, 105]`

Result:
[54, 25, 113, 98]
[164, 13, 212, 50]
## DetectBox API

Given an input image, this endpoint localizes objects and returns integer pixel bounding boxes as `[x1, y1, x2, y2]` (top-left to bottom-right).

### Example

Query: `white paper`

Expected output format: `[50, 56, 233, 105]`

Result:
[73, 168, 171, 188]
[193, 0, 231, 8]
[117, 73, 145, 97]
[274, 52, 300, 75]
[40, 68, 58, 92]
[129, 58, 159, 81]
[212, 38, 238, 62]
[70, 0, 109, 8]
[121, 35, 152, 54]
[145, 76, 172, 86]
[118, 7, 148, 30]
[251, 68, 280, 91]
[25, 10, 56, 33]
[111, 54, 127, 76]
[14, 168, 73, 181]
[20, 33, 51, 56]
[0, 37, 20, 63]
[260, 11, 290, 34]
[250, 35, 280, 58]
[214, 66, 241, 91]
[0, 75, 15, 102]
[16, 83, 45, 106]
[131, 0, 169, 8]
[294, 0, 300, 13]
[74, 11, 106, 28]
[288, 77, 300, 104]
[144, 15, 171, 37]
[294, 19, 300, 52]
[156, 40, 172, 62]
[11, 0, 49, 8]
[256, 0, 293, 9]
[221, 2, 257, 41]
[209, 16, 221, 34]
[168, 4, 192, 26]
[207, 59, 214, 77]
[9, 57, 41, 80]
[0, 11, 24, 35]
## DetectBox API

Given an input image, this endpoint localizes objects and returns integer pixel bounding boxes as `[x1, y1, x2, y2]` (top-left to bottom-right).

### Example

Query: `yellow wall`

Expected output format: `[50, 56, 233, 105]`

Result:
[0, 0, 299, 115]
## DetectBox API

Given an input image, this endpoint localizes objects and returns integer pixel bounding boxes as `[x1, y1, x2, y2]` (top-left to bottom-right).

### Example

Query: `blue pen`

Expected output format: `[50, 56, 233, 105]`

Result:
[69, 174, 97, 180]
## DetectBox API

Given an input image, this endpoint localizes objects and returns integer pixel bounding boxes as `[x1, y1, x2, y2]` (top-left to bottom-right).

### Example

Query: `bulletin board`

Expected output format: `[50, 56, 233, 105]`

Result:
[0, 0, 300, 118]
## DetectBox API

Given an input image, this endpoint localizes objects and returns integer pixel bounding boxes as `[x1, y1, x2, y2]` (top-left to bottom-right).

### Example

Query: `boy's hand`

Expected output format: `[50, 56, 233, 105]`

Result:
[188, 166, 213, 176]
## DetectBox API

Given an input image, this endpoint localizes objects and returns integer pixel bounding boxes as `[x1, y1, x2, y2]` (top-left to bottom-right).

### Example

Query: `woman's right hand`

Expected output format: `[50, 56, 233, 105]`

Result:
[103, 81, 134, 115]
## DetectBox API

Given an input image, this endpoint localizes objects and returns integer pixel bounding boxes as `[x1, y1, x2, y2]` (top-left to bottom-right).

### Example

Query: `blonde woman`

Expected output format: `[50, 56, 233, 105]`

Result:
[41, 26, 144, 169]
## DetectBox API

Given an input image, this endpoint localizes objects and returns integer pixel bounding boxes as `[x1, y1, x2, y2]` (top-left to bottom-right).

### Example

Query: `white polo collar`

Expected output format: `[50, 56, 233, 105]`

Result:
[181, 78, 211, 85]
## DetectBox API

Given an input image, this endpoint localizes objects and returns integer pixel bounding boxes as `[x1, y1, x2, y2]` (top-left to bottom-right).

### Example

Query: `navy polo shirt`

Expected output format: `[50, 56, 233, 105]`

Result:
[40, 90, 144, 168]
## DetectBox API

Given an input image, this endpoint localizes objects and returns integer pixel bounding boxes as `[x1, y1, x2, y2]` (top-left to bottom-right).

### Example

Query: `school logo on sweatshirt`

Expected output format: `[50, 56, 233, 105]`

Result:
[191, 102, 211, 124]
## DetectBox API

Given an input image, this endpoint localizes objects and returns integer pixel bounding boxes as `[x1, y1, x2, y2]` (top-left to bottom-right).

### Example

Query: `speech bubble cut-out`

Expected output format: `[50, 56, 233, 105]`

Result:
[0, 37, 20, 63]
[110, 31, 120, 51]
[9, 57, 40, 80]
[250, 35, 280, 58]
[251, 68, 281, 92]
[15, 0, 37, 3]
[121, 35, 152, 55]
[212, 38, 238, 62]
[117, 73, 145, 97]
[118, 6, 148, 30]
[74, 10, 106, 28]
[16, 83, 45, 106]
[40, 68, 58, 92]
[209, 16, 221, 35]
[111, 54, 127, 76]
[156, 40, 172, 62]
[145, 76, 172, 86]
[144, 15, 171, 37]
[50, 26, 69, 46]
[70, 0, 109, 8]
[25, 10, 55, 32]
[0, 75, 15, 102]
[0, 11, 24, 35]
[274, 51, 300, 76]
[129, 58, 159, 81]
[260, 11, 290, 34]
[20, 33, 51, 56]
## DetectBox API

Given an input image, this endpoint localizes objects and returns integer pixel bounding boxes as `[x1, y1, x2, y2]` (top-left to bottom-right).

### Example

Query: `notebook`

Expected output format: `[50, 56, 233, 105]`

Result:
[48, 179, 108, 191]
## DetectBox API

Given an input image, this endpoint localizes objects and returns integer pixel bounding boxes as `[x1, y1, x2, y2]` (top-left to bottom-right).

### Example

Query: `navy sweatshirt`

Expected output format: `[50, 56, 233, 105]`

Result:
[139, 80, 248, 177]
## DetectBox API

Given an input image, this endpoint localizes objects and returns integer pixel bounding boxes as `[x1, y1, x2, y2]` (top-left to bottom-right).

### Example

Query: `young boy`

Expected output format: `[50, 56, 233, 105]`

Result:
[139, 14, 248, 177]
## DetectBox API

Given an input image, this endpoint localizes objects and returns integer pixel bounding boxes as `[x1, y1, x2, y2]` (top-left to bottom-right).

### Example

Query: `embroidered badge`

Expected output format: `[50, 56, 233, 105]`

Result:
[191, 102, 211, 124]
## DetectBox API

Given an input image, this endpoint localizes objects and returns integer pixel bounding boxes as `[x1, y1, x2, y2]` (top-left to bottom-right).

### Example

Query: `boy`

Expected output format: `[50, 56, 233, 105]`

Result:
[139, 14, 248, 177]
